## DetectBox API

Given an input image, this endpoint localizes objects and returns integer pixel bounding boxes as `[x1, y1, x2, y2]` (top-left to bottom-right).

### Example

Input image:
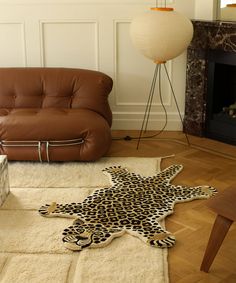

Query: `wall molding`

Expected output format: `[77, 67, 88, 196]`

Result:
[39, 19, 99, 69]
[113, 63, 173, 107]
[0, 21, 27, 67]
[113, 18, 173, 108]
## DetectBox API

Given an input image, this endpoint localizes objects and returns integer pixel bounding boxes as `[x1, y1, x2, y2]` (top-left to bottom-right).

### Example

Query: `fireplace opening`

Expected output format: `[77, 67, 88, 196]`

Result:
[205, 49, 236, 145]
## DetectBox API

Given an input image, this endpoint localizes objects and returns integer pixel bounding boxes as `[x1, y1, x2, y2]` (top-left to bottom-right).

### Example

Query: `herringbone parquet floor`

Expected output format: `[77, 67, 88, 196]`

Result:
[107, 131, 236, 283]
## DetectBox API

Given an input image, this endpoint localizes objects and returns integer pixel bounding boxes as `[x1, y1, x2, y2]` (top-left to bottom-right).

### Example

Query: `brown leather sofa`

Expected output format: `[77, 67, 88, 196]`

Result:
[0, 68, 113, 162]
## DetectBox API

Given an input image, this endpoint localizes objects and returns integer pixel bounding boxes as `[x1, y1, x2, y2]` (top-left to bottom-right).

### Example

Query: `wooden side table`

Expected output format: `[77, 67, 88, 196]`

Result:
[0, 155, 10, 207]
[200, 185, 236, 272]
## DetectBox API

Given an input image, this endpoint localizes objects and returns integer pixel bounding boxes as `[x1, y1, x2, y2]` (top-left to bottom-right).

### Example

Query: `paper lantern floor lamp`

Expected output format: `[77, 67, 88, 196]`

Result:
[130, 2, 193, 148]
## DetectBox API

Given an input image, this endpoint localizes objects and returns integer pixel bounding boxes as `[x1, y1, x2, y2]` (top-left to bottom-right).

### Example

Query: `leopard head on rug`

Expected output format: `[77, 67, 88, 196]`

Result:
[39, 164, 217, 251]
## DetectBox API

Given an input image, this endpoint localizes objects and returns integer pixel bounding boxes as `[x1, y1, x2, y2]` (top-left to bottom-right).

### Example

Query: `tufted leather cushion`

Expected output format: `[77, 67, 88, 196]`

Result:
[0, 68, 113, 161]
[0, 68, 112, 126]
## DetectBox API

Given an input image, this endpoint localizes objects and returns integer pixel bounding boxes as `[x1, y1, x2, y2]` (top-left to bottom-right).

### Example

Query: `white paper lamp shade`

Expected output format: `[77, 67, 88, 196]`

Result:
[130, 8, 193, 63]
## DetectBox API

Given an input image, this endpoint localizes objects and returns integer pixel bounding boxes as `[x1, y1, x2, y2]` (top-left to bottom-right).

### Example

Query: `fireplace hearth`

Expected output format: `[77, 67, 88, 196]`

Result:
[184, 20, 236, 145]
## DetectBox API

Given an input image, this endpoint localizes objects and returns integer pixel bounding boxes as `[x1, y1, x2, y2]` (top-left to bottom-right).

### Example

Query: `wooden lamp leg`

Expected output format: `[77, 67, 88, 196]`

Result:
[200, 215, 233, 272]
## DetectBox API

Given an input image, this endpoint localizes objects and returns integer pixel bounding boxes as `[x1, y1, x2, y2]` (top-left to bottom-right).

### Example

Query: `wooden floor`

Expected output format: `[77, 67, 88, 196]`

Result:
[107, 131, 236, 283]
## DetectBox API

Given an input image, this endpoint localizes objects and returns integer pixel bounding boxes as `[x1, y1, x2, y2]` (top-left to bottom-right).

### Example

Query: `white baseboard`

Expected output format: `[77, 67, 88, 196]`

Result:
[111, 120, 182, 130]
[111, 112, 183, 130]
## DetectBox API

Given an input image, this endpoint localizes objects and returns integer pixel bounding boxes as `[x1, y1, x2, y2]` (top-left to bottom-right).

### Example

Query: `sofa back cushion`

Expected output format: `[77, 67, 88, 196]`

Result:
[0, 68, 113, 125]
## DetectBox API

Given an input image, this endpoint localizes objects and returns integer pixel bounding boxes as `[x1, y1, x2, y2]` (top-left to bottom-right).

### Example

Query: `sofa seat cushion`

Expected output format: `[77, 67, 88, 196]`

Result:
[0, 108, 111, 161]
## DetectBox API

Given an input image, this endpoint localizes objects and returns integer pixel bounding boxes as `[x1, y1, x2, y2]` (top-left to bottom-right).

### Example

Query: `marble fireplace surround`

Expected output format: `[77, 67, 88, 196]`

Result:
[183, 20, 236, 136]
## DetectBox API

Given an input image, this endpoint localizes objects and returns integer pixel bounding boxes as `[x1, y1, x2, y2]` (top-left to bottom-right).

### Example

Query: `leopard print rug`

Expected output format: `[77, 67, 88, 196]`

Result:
[39, 164, 216, 251]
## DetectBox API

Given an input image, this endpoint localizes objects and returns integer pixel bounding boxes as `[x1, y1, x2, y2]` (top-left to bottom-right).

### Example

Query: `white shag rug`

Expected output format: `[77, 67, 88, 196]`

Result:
[0, 157, 169, 283]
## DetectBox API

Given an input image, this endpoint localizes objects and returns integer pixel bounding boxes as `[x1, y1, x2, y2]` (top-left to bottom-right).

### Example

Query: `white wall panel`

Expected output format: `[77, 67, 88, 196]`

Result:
[114, 20, 153, 106]
[41, 21, 98, 69]
[114, 21, 171, 107]
[0, 22, 26, 67]
[113, 20, 175, 130]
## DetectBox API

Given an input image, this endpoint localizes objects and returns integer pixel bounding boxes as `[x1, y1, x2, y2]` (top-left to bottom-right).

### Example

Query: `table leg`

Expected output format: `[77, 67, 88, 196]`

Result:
[200, 214, 233, 272]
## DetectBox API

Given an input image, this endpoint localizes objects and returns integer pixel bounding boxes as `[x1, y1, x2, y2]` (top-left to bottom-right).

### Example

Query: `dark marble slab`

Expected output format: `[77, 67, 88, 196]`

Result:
[184, 20, 236, 136]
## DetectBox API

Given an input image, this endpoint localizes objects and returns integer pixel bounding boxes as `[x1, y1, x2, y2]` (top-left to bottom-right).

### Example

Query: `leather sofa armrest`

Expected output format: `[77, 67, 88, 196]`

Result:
[71, 71, 113, 126]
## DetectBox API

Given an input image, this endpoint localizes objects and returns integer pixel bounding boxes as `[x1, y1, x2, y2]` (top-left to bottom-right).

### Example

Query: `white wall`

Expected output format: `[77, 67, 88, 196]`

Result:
[194, 0, 217, 20]
[0, 0, 196, 130]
